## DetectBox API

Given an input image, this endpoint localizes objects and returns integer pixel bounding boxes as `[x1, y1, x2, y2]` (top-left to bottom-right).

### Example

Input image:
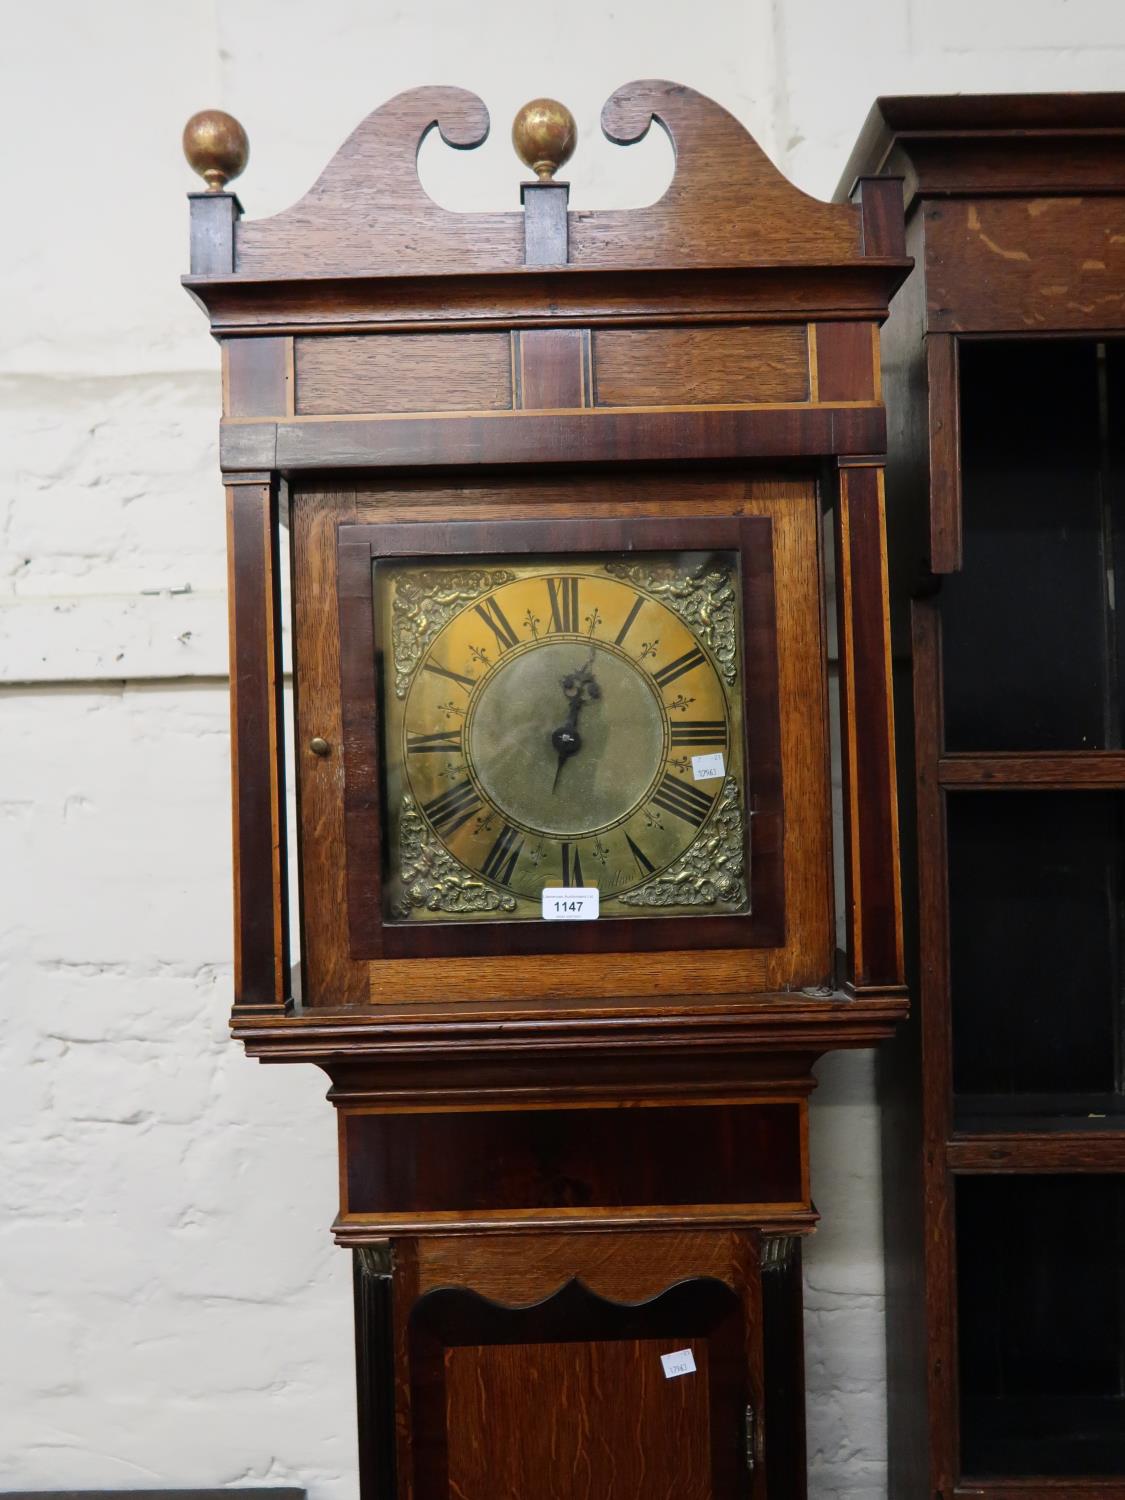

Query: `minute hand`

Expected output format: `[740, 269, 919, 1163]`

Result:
[550, 651, 601, 794]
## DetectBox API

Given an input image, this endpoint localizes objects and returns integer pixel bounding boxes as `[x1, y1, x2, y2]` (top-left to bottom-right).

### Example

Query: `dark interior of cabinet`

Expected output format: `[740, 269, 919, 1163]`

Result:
[942, 339, 1125, 753]
[957, 1174, 1125, 1478]
[948, 789, 1125, 1113]
[943, 337, 1125, 1123]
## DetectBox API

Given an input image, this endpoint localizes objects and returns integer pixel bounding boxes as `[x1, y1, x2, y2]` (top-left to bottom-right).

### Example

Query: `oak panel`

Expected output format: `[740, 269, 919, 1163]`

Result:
[444, 1338, 713, 1500]
[407, 1275, 751, 1500]
[592, 325, 809, 407]
[295, 332, 512, 415]
[413, 1227, 755, 1303]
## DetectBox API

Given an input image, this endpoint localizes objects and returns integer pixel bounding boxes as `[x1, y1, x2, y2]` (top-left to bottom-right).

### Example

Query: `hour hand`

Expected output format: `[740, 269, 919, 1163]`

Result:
[551, 720, 582, 792]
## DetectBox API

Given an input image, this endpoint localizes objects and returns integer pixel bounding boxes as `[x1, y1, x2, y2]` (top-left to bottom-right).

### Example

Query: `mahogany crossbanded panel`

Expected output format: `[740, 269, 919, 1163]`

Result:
[513, 328, 590, 408]
[225, 476, 289, 1012]
[812, 321, 878, 403]
[834, 463, 904, 991]
[225, 337, 290, 417]
[340, 1100, 806, 1224]
[220, 403, 887, 473]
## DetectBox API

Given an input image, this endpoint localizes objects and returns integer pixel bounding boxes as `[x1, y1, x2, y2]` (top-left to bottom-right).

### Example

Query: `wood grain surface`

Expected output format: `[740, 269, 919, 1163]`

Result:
[838, 92, 1125, 205]
[188, 263, 907, 336]
[925, 196, 1125, 333]
[225, 477, 289, 1012]
[925, 334, 961, 571]
[384, 1230, 766, 1500]
[568, 80, 860, 268]
[341, 1101, 805, 1217]
[909, 601, 958, 1498]
[442, 1337, 714, 1500]
[229, 81, 864, 281]
[295, 331, 512, 415]
[834, 463, 904, 991]
[406, 1274, 753, 1500]
[592, 325, 809, 406]
[225, 336, 289, 417]
[513, 327, 589, 409]
[938, 752, 1125, 788]
[235, 87, 523, 278]
[812, 322, 876, 404]
[412, 1228, 756, 1302]
[219, 402, 887, 474]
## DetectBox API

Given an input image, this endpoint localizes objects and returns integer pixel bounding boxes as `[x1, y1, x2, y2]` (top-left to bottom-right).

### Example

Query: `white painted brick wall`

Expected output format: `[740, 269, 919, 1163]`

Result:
[4, 3, 1124, 1494]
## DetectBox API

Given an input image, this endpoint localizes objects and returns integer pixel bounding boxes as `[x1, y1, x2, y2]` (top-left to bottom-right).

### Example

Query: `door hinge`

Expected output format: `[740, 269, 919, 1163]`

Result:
[744, 1402, 757, 1473]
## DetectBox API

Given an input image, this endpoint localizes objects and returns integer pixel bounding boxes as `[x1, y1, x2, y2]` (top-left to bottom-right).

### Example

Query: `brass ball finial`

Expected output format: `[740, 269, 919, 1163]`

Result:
[183, 109, 249, 192]
[512, 98, 577, 181]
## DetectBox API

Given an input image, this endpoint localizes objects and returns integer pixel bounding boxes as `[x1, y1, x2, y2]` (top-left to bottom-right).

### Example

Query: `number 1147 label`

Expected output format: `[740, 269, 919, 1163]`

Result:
[541, 887, 600, 921]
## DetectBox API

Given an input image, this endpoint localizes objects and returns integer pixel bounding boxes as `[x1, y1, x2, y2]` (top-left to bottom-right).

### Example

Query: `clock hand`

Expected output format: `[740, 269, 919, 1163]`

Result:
[551, 698, 584, 792]
[551, 649, 602, 793]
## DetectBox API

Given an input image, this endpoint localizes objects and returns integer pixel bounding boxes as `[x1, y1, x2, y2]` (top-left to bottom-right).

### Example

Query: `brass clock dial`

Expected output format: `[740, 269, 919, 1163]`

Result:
[376, 551, 749, 923]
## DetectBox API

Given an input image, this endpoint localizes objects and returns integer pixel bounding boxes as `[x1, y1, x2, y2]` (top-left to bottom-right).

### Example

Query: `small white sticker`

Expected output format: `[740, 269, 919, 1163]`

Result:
[661, 1348, 697, 1379]
[541, 886, 600, 921]
[691, 751, 726, 782]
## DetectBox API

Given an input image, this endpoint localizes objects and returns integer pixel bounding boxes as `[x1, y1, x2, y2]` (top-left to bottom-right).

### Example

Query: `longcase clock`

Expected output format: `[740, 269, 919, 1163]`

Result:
[183, 81, 908, 1498]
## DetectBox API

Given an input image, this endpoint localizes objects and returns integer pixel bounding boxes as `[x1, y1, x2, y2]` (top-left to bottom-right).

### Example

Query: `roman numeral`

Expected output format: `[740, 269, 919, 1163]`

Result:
[650, 773, 715, 828]
[560, 842, 584, 887]
[669, 720, 727, 747]
[423, 661, 475, 691]
[473, 597, 519, 653]
[421, 780, 482, 836]
[624, 832, 656, 876]
[407, 728, 463, 754]
[546, 576, 579, 634]
[481, 824, 524, 885]
[652, 646, 707, 688]
[613, 594, 644, 647]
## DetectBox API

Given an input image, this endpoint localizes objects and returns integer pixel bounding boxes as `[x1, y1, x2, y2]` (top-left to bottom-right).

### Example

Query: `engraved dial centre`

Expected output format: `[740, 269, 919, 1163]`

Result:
[466, 640, 665, 837]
